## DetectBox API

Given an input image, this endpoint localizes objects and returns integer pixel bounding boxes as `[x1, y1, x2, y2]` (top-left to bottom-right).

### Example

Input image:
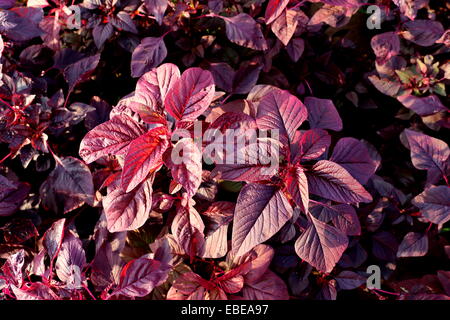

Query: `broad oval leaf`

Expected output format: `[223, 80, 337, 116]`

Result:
[256, 90, 307, 145]
[144, 0, 168, 25]
[271, 8, 298, 46]
[397, 232, 428, 258]
[412, 185, 450, 225]
[232, 184, 293, 257]
[330, 137, 377, 184]
[55, 231, 86, 285]
[304, 97, 342, 131]
[295, 214, 348, 273]
[113, 256, 170, 298]
[63, 54, 100, 91]
[306, 160, 373, 204]
[164, 67, 215, 121]
[103, 179, 153, 232]
[242, 270, 289, 300]
[79, 114, 147, 164]
[403, 129, 449, 174]
[171, 204, 205, 259]
[135, 63, 180, 109]
[222, 13, 268, 51]
[131, 36, 167, 78]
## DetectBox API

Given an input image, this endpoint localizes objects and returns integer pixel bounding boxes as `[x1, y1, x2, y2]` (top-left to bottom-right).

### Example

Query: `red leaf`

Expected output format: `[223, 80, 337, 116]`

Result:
[265, 0, 290, 25]
[291, 129, 331, 163]
[164, 67, 215, 121]
[121, 126, 169, 192]
[79, 115, 147, 164]
[285, 166, 309, 213]
[168, 138, 203, 198]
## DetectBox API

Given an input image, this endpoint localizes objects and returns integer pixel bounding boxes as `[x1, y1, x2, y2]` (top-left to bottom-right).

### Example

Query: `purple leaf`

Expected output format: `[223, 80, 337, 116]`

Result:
[335, 271, 366, 290]
[397, 232, 428, 258]
[55, 231, 86, 286]
[144, 0, 168, 25]
[63, 54, 100, 91]
[232, 62, 262, 95]
[113, 256, 170, 298]
[43, 218, 66, 261]
[208, 0, 223, 14]
[403, 129, 449, 174]
[208, 62, 235, 92]
[79, 114, 147, 164]
[437, 270, 450, 296]
[372, 231, 399, 261]
[221, 13, 268, 51]
[0, 180, 30, 217]
[111, 11, 137, 34]
[256, 90, 307, 145]
[103, 178, 153, 232]
[402, 20, 444, 46]
[121, 126, 169, 192]
[232, 184, 293, 257]
[52, 157, 93, 200]
[397, 94, 448, 116]
[312, 203, 361, 236]
[368, 75, 401, 96]
[164, 67, 215, 121]
[306, 160, 373, 204]
[412, 185, 450, 225]
[286, 38, 305, 62]
[242, 270, 289, 300]
[295, 213, 348, 273]
[131, 36, 167, 78]
[92, 23, 114, 49]
[304, 97, 342, 131]
[330, 137, 377, 184]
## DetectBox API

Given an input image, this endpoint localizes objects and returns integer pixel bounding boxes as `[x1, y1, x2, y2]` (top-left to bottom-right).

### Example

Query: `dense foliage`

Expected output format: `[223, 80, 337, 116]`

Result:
[0, 0, 449, 300]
